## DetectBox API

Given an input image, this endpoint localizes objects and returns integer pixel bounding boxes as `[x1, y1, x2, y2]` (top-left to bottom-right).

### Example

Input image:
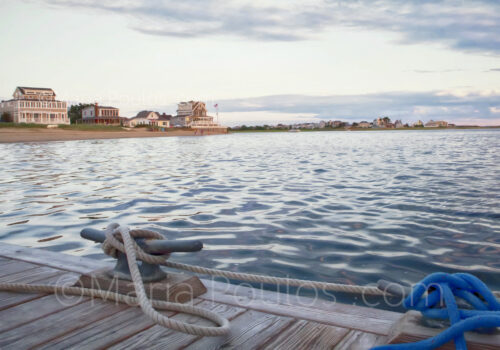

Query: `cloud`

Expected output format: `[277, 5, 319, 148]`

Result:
[38, 0, 500, 54]
[485, 68, 500, 72]
[213, 90, 500, 125]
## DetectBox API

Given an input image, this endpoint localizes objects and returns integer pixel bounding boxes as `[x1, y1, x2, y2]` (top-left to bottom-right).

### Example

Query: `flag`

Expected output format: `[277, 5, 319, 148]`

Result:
[214, 104, 218, 108]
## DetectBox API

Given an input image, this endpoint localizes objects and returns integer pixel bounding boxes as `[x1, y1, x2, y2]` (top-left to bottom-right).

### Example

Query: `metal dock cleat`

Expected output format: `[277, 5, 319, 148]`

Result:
[81, 227, 203, 282]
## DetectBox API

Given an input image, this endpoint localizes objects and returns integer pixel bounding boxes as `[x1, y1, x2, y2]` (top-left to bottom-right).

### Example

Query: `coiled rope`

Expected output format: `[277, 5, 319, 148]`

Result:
[1, 223, 499, 339]
[373, 273, 500, 350]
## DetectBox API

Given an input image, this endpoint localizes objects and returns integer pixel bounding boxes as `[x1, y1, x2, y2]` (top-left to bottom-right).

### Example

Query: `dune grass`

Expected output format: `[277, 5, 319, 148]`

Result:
[0, 122, 47, 128]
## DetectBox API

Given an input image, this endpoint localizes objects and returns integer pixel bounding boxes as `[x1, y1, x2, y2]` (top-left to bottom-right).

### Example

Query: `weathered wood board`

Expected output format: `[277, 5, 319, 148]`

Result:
[75, 268, 207, 303]
[2, 242, 497, 349]
[386, 311, 500, 350]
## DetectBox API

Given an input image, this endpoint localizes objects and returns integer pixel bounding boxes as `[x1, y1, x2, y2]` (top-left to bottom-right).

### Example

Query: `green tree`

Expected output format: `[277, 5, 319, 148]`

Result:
[0, 112, 13, 123]
[68, 103, 92, 124]
[382, 116, 391, 123]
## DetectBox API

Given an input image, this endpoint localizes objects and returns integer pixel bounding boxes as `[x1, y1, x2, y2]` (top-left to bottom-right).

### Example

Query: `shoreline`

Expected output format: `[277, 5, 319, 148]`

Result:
[230, 126, 500, 133]
[0, 128, 226, 144]
[0, 126, 497, 144]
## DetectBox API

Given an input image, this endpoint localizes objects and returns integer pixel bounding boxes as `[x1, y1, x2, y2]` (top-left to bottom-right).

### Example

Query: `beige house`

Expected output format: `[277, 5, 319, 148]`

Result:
[124, 111, 171, 128]
[125, 111, 159, 127]
[173, 101, 227, 132]
[425, 120, 448, 128]
[0, 87, 69, 124]
[358, 121, 371, 128]
[82, 103, 121, 125]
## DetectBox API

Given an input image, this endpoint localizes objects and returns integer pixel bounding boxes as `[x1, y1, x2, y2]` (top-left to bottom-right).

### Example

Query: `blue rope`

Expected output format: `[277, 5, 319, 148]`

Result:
[372, 273, 500, 350]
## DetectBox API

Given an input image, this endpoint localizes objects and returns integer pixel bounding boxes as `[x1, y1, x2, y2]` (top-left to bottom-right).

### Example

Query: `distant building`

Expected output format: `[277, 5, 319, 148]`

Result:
[332, 120, 343, 128]
[394, 120, 404, 128]
[358, 121, 371, 128]
[425, 120, 448, 128]
[374, 117, 392, 128]
[0, 86, 69, 124]
[126, 111, 159, 127]
[173, 101, 227, 132]
[152, 113, 172, 128]
[173, 101, 207, 127]
[123, 111, 172, 128]
[413, 120, 424, 127]
[81, 103, 121, 125]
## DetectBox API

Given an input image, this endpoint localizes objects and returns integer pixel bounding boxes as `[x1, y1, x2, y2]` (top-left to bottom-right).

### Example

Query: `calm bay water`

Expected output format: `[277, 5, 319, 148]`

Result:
[1, 129, 499, 294]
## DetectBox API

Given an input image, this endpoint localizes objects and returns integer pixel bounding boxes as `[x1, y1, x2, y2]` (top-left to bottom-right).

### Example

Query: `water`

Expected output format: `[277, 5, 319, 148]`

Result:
[1, 129, 499, 297]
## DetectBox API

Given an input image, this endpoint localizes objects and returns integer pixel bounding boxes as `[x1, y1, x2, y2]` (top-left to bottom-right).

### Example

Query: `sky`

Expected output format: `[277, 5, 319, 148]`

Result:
[0, 0, 499, 126]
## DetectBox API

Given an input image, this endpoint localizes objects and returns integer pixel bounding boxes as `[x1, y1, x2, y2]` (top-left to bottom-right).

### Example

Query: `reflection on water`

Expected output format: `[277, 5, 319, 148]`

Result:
[0, 130, 499, 295]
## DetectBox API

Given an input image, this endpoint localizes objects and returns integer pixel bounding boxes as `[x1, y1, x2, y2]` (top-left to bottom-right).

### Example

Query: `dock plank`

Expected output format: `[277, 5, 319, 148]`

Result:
[0, 242, 109, 274]
[204, 279, 401, 324]
[185, 309, 294, 350]
[110, 299, 246, 350]
[261, 319, 351, 349]
[0, 291, 43, 312]
[334, 330, 386, 350]
[0, 260, 40, 277]
[0, 266, 63, 284]
[36, 305, 161, 350]
[0, 259, 79, 312]
[0, 294, 86, 333]
[201, 287, 394, 335]
[0, 299, 128, 349]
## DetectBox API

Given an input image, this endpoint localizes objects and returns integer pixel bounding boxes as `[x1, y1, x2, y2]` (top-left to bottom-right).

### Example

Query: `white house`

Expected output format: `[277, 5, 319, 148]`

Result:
[125, 111, 159, 127]
[0, 86, 69, 124]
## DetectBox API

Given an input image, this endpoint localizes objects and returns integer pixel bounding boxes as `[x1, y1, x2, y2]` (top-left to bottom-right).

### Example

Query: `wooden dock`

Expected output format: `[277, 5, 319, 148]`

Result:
[0, 242, 426, 349]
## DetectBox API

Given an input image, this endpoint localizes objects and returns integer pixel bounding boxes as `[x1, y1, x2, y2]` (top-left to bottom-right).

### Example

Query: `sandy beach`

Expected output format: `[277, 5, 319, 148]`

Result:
[0, 128, 227, 143]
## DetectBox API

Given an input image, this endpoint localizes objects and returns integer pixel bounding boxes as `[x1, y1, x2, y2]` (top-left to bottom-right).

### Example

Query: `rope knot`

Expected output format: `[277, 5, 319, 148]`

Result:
[101, 223, 169, 264]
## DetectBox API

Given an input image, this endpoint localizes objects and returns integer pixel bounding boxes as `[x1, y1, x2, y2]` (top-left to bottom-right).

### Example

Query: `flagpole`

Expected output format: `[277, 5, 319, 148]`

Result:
[214, 103, 219, 125]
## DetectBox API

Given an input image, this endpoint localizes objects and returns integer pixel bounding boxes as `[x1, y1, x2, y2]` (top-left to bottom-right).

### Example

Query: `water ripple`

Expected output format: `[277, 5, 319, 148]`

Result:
[0, 130, 499, 294]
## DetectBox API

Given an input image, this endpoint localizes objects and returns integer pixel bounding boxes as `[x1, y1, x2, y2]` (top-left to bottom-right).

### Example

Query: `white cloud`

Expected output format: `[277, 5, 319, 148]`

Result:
[39, 0, 500, 54]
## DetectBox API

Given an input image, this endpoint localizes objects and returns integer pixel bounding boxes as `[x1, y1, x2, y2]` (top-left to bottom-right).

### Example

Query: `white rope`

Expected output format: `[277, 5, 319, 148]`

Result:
[102, 224, 386, 296]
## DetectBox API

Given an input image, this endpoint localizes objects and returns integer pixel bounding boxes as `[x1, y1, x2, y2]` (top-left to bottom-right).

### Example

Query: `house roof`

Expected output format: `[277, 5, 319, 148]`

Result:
[130, 110, 156, 119]
[17, 87, 55, 94]
[82, 104, 118, 110]
[158, 114, 172, 121]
